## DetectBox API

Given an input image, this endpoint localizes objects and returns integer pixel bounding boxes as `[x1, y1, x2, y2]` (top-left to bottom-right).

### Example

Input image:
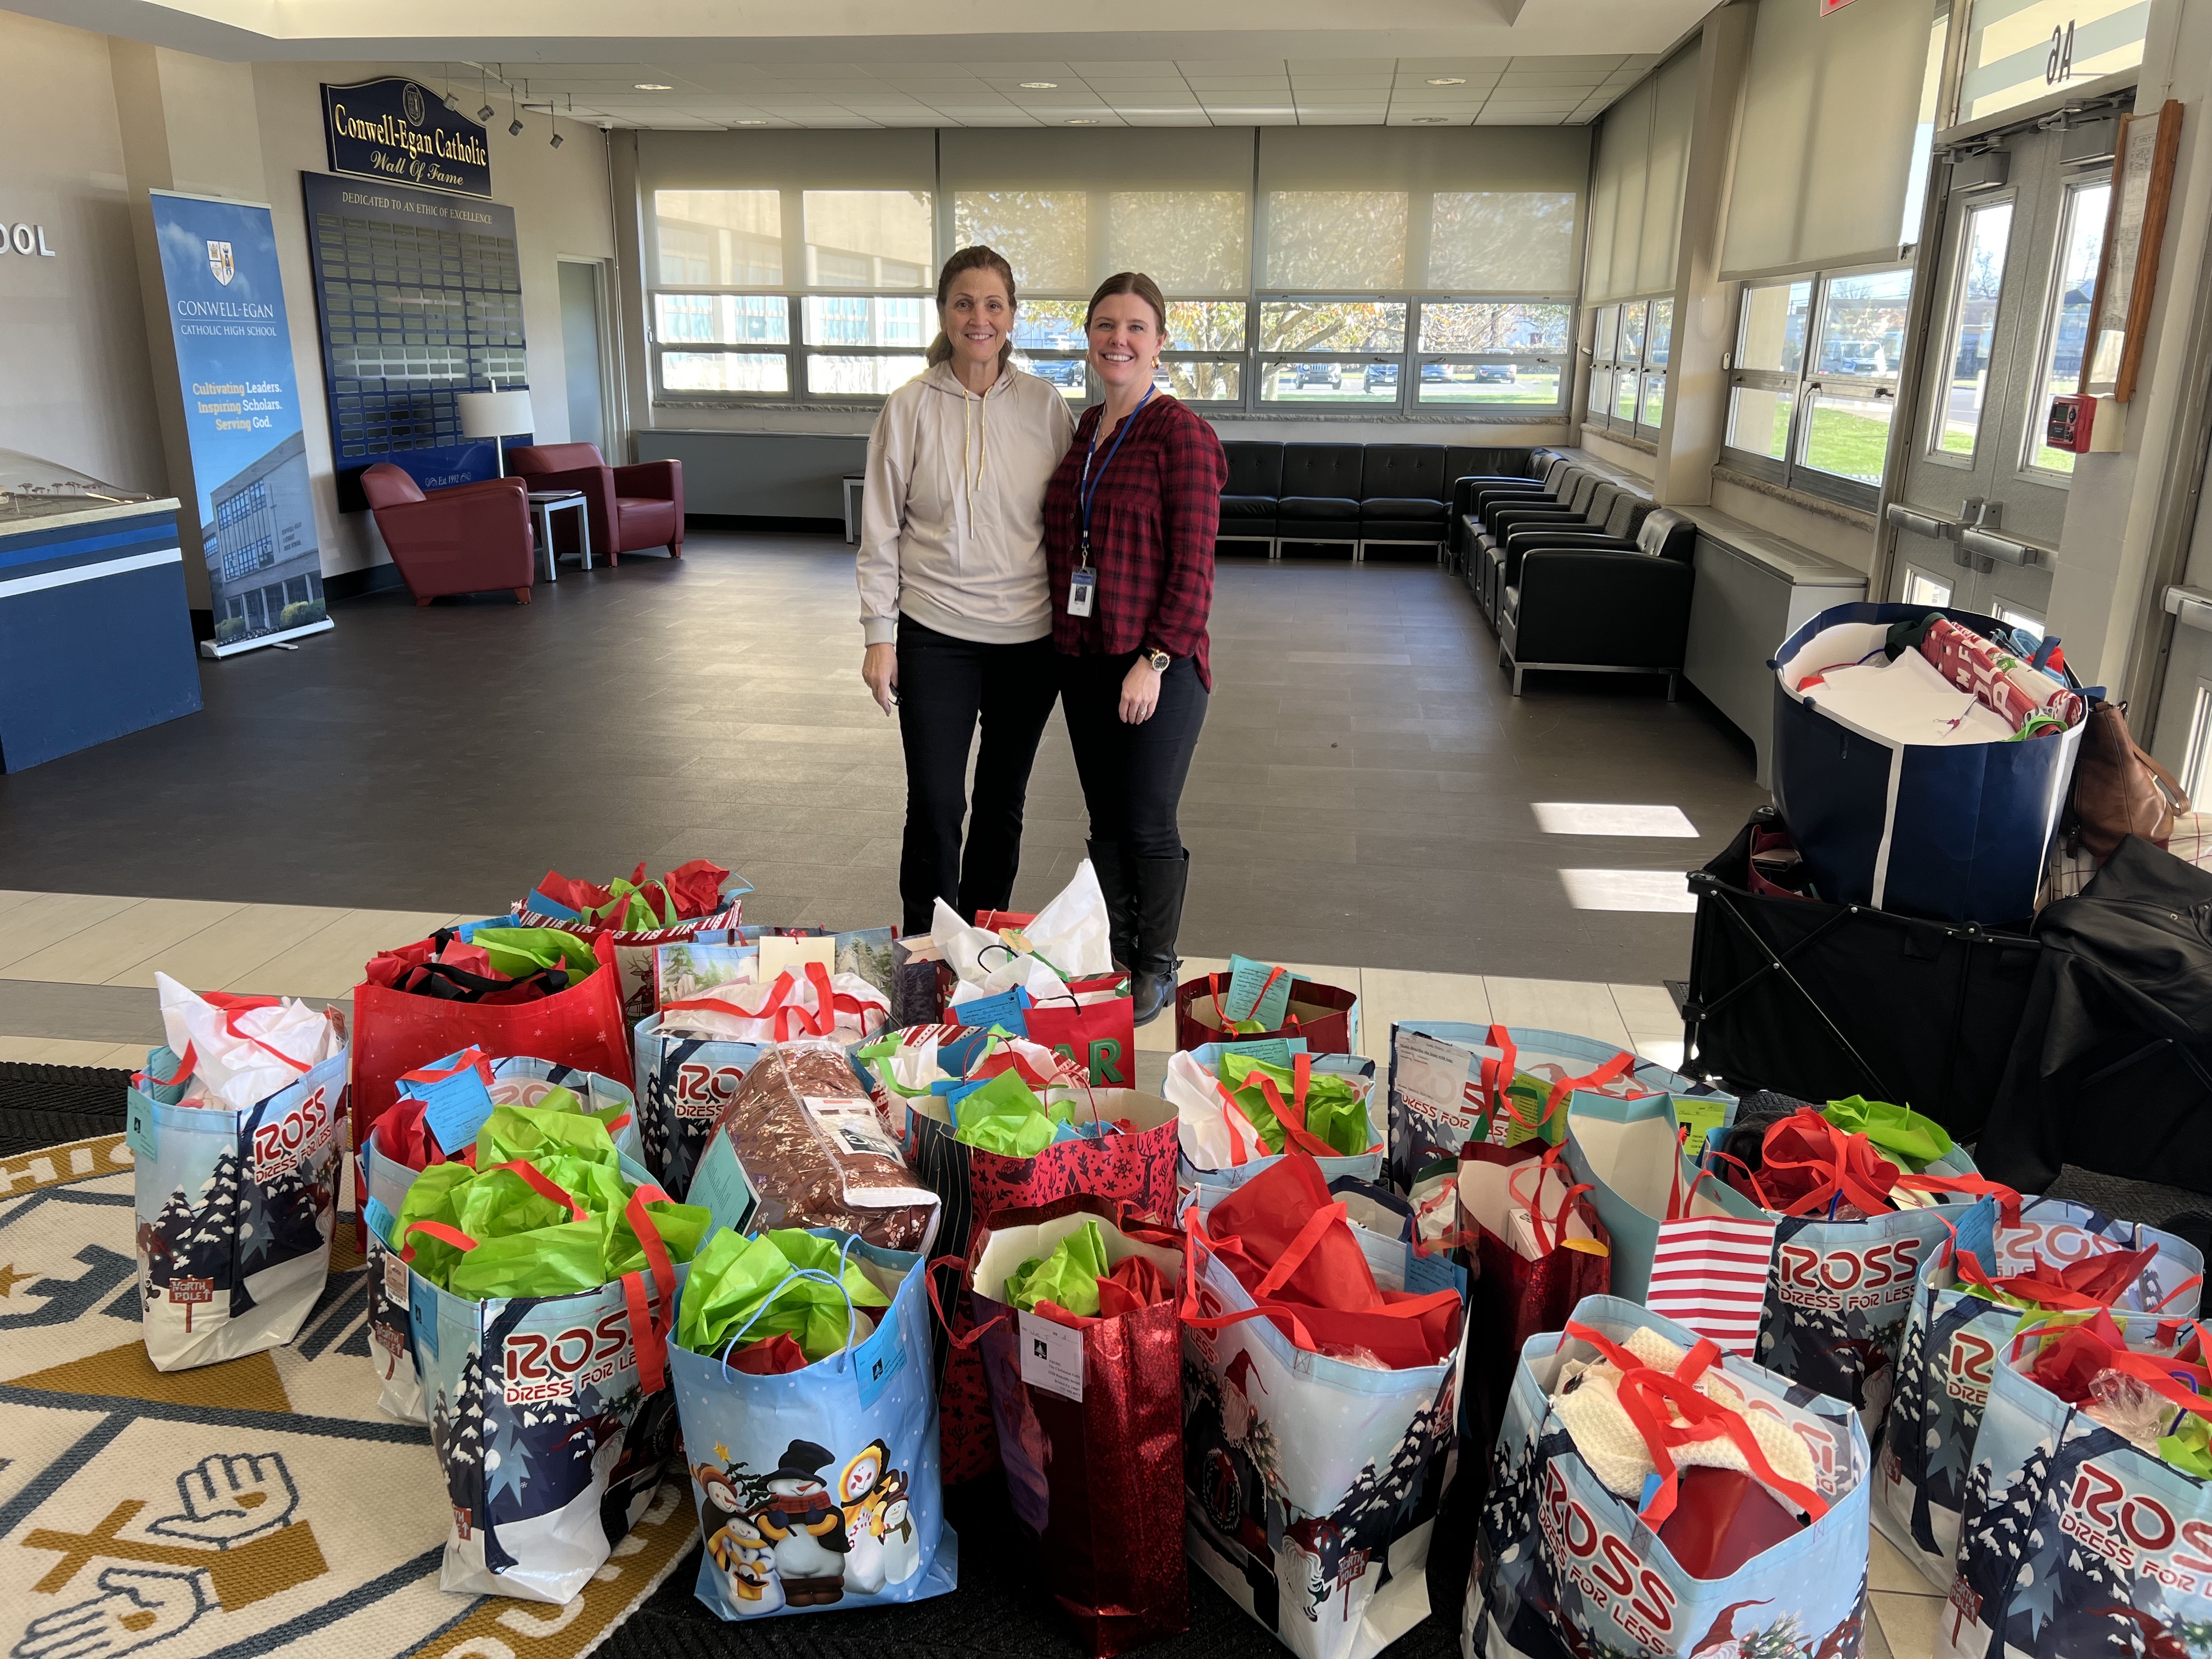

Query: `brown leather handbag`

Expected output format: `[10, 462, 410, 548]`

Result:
[2069, 698, 2191, 859]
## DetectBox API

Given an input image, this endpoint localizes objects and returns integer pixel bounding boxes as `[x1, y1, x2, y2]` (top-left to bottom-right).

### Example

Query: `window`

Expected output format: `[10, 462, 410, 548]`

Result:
[1931, 199, 2015, 461]
[644, 131, 1578, 414]
[2185, 682, 2212, 808]
[1412, 302, 1568, 408]
[1261, 193, 1409, 291]
[1724, 266, 1912, 508]
[1589, 297, 1672, 440]
[1958, 0, 2149, 125]
[654, 190, 782, 286]
[2024, 180, 2111, 476]
[1901, 566, 1954, 608]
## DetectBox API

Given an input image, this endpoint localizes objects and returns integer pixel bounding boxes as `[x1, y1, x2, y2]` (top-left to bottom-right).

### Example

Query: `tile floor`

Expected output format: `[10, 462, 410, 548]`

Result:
[0, 534, 1770, 986]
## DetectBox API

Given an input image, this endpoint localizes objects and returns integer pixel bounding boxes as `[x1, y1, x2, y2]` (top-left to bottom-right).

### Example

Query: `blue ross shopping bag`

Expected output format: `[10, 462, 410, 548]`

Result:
[1938, 1314, 2212, 1658]
[1466, 1295, 1871, 1659]
[1877, 1195, 2203, 1589]
[1771, 601, 2086, 923]
[666, 1233, 956, 1619]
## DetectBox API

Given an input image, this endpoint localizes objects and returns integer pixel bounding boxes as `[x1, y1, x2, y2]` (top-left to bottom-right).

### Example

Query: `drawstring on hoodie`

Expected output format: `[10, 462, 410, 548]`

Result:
[961, 381, 989, 516]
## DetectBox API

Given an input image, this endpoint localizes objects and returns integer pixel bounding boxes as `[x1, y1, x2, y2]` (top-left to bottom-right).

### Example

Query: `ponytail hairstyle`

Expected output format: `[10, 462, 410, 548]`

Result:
[926, 245, 1019, 369]
[1086, 271, 1171, 347]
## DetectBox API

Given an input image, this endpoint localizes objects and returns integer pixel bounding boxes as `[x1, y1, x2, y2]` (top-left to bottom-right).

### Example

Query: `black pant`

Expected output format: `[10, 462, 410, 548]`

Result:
[1059, 651, 1207, 859]
[895, 617, 1059, 935]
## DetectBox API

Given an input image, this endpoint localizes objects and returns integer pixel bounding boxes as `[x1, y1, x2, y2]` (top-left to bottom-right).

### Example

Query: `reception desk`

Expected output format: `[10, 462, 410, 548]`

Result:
[0, 498, 202, 771]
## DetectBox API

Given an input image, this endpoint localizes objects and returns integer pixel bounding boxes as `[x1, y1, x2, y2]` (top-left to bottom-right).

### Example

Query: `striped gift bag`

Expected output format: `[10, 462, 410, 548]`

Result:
[1646, 1213, 1778, 1355]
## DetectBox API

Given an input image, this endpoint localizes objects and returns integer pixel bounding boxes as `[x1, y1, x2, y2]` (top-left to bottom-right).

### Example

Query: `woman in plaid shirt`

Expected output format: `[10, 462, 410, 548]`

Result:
[1043, 272, 1229, 1024]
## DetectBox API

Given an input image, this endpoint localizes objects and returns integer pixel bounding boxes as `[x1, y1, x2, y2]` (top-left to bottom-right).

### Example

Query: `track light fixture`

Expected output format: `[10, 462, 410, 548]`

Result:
[510, 80, 526, 138]
[477, 66, 495, 125]
[549, 94, 568, 147]
[443, 67, 460, 111]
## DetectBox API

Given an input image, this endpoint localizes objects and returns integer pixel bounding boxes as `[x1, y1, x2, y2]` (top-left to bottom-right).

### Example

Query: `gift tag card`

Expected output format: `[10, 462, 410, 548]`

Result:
[1019, 1309, 1085, 1401]
[953, 985, 1032, 1037]
[853, 1326, 907, 1409]
[124, 1091, 159, 1161]
[402, 1048, 497, 1156]
[1214, 1038, 1300, 1068]
[758, 933, 838, 978]
[1672, 1094, 1731, 1159]
[379, 1243, 410, 1309]
[1403, 1239, 1465, 1297]
[1221, 955, 1294, 1030]
[1393, 1030, 1480, 1125]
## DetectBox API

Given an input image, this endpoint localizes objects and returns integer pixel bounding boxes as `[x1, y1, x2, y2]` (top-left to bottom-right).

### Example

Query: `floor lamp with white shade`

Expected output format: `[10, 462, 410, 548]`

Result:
[457, 385, 534, 478]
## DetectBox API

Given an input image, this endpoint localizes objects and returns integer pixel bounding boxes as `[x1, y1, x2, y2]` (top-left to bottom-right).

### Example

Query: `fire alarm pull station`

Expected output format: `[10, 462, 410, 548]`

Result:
[2047, 393, 2120, 454]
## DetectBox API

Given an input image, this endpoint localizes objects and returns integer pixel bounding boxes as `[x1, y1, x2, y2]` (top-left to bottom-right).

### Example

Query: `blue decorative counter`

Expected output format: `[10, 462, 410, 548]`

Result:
[0, 498, 203, 771]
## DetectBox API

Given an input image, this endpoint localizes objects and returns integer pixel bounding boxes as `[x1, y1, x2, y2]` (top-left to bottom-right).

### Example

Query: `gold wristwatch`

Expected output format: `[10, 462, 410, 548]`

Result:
[1143, 648, 1171, 673]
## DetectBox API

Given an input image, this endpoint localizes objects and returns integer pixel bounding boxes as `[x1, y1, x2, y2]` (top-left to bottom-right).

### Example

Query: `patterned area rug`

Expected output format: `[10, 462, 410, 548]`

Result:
[0, 1134, 697, 1659]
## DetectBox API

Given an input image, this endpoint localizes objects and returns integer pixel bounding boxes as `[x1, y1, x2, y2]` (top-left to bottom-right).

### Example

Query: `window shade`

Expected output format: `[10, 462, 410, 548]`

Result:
[1255, 127, 1588, 294]
[939, 128, 1254, 296]
[1720, 0, 1936, 281]
[1581, 40, 1699, 305]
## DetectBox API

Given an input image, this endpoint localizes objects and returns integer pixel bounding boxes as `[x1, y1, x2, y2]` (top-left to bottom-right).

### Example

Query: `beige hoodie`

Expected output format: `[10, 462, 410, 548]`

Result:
[857, 360, 1077, 646]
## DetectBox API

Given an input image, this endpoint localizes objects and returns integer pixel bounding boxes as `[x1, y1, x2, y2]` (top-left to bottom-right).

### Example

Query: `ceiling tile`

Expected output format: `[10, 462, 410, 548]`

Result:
[1173, 59, 1288, 75]
[1286, 58, 1397, 72]
[1298, 112, 1390, 125]
[1477, 111, 1565, 125]
[1068, 60, 1181, 74]
[1290, 74, 1396, 88]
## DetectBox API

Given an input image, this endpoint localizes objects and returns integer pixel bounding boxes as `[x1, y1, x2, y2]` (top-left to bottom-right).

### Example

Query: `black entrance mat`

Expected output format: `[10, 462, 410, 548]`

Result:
[0, 1061, 129, 1156]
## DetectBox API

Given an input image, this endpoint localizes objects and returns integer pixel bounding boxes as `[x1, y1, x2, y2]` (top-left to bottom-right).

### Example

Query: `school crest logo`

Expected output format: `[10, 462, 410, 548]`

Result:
[402, 82, 426, 126]
[206, 241, 234, 286]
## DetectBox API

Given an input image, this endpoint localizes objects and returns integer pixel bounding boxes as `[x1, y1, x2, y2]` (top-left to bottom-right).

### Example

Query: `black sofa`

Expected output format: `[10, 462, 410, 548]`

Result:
[1497, 505, 1697, 698]
[1216, 442, 1537, 561]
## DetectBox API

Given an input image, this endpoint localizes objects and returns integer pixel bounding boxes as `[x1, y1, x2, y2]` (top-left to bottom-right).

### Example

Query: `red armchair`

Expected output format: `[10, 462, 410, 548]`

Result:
[507, 443, 684, 565]
[360, 465, 535, 605]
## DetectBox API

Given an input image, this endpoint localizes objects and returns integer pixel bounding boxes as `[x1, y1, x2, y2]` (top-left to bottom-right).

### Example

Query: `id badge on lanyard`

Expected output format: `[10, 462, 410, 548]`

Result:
[1071, 388, 1152, 618]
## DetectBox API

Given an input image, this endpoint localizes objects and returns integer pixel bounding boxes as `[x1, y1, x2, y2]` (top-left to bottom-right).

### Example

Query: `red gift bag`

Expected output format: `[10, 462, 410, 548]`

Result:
[942, 970, 1136, 1088]
[1173, 970, 1359, 1056]
[1459, 1141, 1612, 1465]
[961, 1196, 1188, 1658]
[909, 1083, 1181, 1486]
[350, 955, 631, 1167]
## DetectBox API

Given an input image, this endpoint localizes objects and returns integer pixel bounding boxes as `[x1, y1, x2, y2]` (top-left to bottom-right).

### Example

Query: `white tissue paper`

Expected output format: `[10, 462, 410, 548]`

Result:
[932, 859, 1114, 999]
[155, 973, 345, 1111]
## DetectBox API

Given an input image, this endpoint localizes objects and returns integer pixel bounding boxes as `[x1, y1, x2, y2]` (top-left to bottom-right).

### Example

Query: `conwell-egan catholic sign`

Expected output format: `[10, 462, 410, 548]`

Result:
[321, 77, 492, 199]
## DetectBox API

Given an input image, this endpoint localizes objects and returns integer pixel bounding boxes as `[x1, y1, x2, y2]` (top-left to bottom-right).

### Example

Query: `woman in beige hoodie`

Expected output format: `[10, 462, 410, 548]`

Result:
[859, 246, 1078, 935]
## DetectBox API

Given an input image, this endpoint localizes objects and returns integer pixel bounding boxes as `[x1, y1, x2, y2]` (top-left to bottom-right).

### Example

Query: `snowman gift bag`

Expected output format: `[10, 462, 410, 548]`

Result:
[129, 977, 348, 1372]
[666, 1226, 956, 1619]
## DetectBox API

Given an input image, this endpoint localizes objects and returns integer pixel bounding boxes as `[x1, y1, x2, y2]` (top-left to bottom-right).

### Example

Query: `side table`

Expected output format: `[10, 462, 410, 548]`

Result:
[842, 475, 865, 545]
[527, 490, 591, 581]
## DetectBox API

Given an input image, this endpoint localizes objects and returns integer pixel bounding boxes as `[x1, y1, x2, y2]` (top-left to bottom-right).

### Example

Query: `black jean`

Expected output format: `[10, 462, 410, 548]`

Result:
[1058, 651, 1208, 860]
[895, 617, 1060, 935]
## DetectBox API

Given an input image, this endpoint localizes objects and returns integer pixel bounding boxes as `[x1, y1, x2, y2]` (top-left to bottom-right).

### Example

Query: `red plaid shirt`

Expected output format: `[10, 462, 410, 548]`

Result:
[1044, 396, 1227, 689]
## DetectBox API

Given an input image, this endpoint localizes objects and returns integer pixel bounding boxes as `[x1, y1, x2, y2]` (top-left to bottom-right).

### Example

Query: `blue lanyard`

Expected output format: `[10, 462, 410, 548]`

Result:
[1077, 387, 1154, 565]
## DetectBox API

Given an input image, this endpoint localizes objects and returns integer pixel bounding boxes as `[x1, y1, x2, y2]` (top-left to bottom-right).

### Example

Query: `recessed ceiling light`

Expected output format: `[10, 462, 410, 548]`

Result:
[1065, 118, 1098, 125]
[1412, 116, 1451, 123]
[634, 83, 674, 91]
[736, 119, 768, 125]
[1020, 81, 1058, 89]
[1426, 76, 1468, 85]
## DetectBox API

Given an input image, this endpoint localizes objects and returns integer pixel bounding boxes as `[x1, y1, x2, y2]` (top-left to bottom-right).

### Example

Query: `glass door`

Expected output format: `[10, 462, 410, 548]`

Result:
[1886, 123, 2118, 630]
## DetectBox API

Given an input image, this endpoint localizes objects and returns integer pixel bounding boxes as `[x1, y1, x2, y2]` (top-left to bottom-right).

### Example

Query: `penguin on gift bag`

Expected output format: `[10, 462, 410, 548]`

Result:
[874, 1467, 921, 1587]
[755, 1440, 849, 1606]
[837, 1440, 891, 1595]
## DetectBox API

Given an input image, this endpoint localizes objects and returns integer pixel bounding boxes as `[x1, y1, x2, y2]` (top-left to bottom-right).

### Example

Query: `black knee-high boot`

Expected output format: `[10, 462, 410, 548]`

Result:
[1087, 840, 1138, 973]
[1131, 850, 1189, 1026]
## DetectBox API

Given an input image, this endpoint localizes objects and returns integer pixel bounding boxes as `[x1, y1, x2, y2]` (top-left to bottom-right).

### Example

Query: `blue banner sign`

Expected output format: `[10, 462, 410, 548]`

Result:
[147, 190, 329, 653]
[323, 77, 492, 200]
